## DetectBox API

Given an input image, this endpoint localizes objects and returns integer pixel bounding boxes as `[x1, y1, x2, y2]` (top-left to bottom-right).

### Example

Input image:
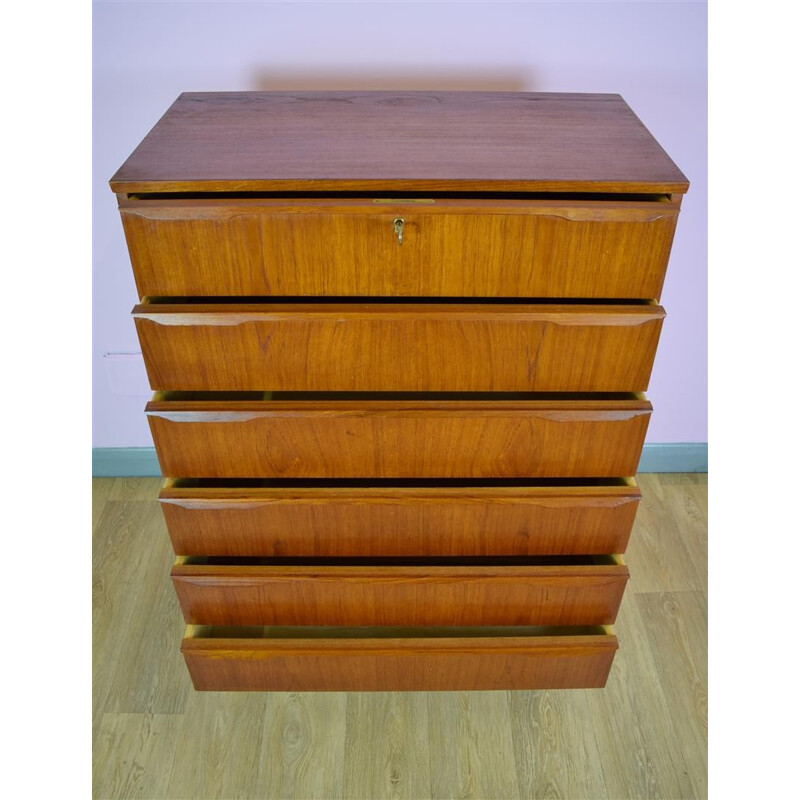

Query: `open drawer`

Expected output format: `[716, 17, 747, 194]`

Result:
[119, 194, 679, 300]
[171, 554, 628, 627]
[133, 300, 665, 393]
[160, 478, 641, 557]
[181, 624, 619, 691]
[146, 392, 651, 479]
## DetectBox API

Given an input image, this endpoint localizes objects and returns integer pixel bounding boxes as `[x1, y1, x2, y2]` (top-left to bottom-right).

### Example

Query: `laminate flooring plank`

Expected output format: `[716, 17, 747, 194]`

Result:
[427, 692, 520, 800]
[627, 474, 706, 595]
[677, 479, 708, 597]
[95, 494, 189, 719]
[587, 592, 697, 800]
[166, 692, 270, 800]
[93, 478, 114, 534]
[93, 713, 182, 800]
[258, 692, 348, 799]
[93, 497, 165, 650]
[102, 556, 189, 717]
[656, 473, 708, 487]
[509, 689, 607, 800]
[109, 476, 163, 501]
[93, 497, 179, 734]
[343, 692, 431, 800]
[637, 591, 708, 799]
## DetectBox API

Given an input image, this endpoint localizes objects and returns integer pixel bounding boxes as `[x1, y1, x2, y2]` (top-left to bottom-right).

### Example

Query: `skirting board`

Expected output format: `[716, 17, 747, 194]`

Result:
[92, 443, 708, 477]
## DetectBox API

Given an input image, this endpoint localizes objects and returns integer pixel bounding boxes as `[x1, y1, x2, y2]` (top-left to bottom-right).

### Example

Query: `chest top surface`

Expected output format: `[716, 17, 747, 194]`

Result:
[110, 91, 687, 195]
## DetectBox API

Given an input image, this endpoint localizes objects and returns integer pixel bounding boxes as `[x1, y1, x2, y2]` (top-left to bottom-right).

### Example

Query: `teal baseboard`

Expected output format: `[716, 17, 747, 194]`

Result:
[92, 443, 707, 477]
[93, 447, 161, 477]
[638, 443, 707, 473]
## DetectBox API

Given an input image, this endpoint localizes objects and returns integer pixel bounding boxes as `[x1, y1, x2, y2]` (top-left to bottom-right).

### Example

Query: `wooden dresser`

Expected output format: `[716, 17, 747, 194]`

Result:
[110, 91, 687, 692]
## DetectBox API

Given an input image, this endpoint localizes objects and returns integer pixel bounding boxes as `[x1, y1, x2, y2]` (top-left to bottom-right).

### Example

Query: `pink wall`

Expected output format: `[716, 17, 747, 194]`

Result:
[93, 1, 707, 447]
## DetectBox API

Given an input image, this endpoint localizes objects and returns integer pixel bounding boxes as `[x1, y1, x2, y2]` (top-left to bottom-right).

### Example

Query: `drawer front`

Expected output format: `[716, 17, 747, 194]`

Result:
[161, 482, 640, 556]
[120, 198, 678, 299]
[135, 303, 664, 393]
[172, 558, 628, 627]
[182, 626, 618, 691]
[146, 396, 651, 478]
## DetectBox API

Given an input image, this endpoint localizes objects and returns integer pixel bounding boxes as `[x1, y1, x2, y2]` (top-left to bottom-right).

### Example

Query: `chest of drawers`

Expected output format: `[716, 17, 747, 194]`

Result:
[111, 91, 687, 692]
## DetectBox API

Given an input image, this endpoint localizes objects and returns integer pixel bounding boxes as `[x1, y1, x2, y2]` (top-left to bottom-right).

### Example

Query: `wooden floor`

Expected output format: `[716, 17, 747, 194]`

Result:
[93, 474, 707, 800]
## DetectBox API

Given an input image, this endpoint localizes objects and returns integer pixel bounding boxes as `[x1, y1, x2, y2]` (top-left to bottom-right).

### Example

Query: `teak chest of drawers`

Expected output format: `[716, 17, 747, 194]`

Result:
[111, 91, 688, 692]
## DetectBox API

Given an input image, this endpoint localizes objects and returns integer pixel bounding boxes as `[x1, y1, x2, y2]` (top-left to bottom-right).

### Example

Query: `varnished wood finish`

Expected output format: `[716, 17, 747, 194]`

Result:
[107, 91, 690, 698]
[121, 196, 678, 299]
[135, 302, 665, 392]
[109, 92, 688, 193]
[181, 627, 618, 691]
[160, 481, 641, 556]
[146, 396, 652, 478]
[171, 558, 628, 627]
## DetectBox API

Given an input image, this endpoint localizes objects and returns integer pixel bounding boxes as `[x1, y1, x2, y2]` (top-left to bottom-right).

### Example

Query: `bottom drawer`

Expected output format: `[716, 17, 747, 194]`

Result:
[181, 625, 618, 691]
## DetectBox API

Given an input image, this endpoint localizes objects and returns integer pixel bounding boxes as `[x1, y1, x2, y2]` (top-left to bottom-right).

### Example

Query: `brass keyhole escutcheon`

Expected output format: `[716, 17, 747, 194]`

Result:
[393, 218, 404, 246]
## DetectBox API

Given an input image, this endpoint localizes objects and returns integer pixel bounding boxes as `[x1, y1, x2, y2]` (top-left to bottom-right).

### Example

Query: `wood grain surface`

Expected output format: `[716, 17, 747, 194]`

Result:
[636, 590, 708, 798]
[94, 714, 183, 800]
[109, 92, 688, 193]
[430, 692, 521, 799]
[159, 481, 640, 556]
[92, 496, 189, 741]
[120, 196, 679, 299]
[135, 302, 664, 392]
[342, 692, 430, 798]
[164, 693, 273, 798]
[93, 474, 707, 799]
[171, 558, 628, 627]
[146, 395, 652, 478]
[630, 473, 708, 594]
[181, 627, 618, 691]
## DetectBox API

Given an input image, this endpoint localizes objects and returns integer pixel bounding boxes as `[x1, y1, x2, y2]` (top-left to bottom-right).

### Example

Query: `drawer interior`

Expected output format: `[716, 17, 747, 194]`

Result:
[152, 390, 647, 402]
[175, 554, 625, 568]
[141, 296, 658, 305]
[166, 477, 637, 489]
[127, 190, 673, 202]
[185, 624, 614, 640]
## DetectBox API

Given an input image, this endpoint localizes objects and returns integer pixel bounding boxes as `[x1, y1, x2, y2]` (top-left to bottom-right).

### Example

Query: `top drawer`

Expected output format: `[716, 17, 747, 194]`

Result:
[118, 195, 679, 299]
